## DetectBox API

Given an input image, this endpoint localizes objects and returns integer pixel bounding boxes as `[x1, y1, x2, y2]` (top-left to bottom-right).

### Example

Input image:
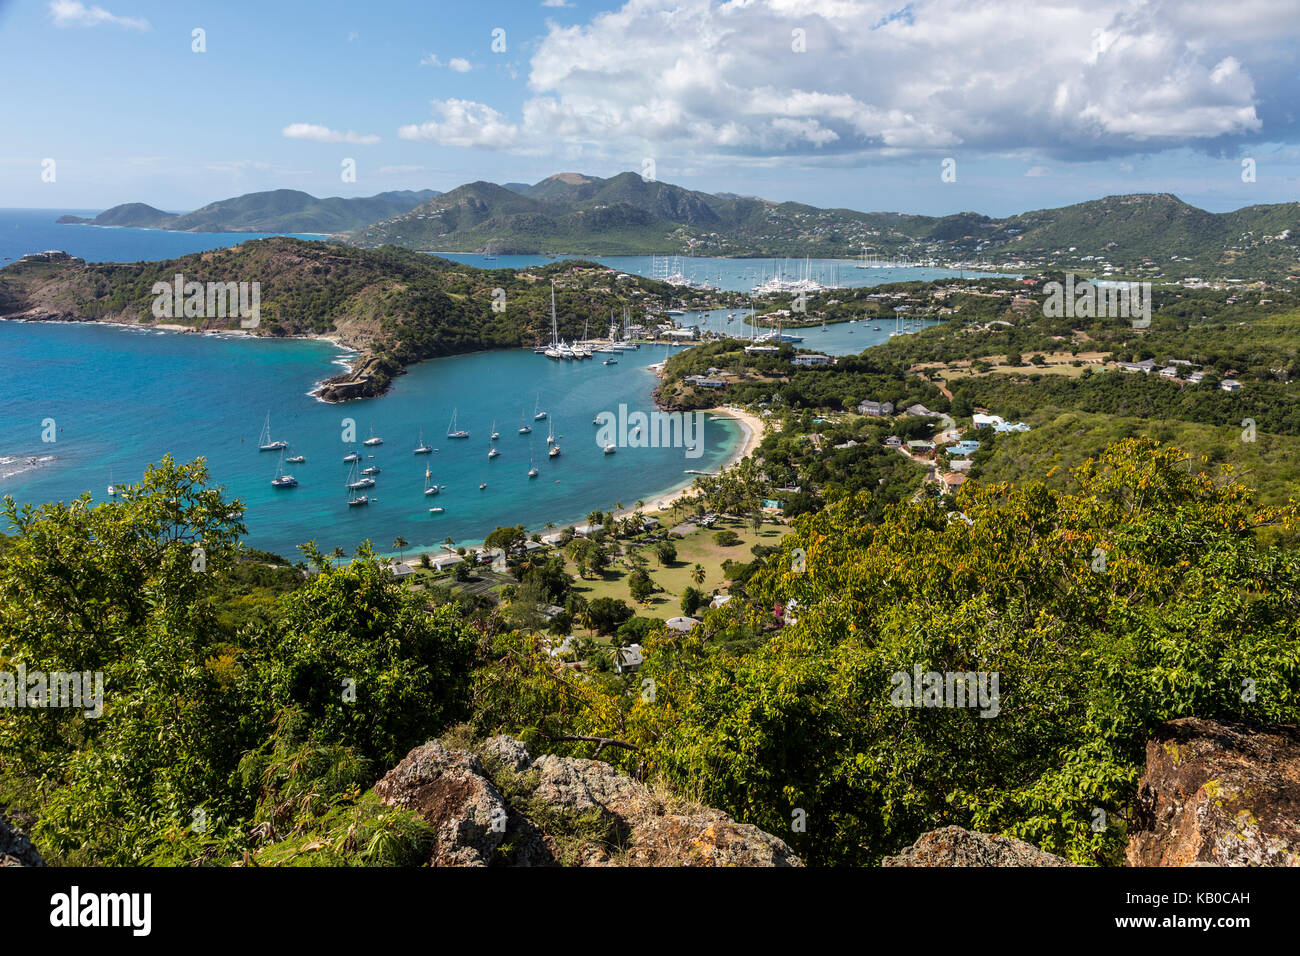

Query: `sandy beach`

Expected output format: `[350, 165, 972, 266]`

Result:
[612, 405, 767, 519]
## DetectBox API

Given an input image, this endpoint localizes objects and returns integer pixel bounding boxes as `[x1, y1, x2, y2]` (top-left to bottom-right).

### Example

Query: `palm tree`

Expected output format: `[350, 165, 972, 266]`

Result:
[444, 536, 455, 547]
[691, 563, 706, 587]
[330, 546, 346, 565]
[393, 536, 408, 563]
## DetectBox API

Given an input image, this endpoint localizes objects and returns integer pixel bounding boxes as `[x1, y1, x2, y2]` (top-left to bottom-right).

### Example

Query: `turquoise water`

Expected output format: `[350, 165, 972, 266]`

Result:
[0, 322, 740, 559]
[0, 209, 971, 558]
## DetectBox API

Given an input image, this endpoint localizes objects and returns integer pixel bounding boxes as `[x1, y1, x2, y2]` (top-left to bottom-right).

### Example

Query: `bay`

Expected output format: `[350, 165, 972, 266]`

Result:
[0, 321, 740, 558]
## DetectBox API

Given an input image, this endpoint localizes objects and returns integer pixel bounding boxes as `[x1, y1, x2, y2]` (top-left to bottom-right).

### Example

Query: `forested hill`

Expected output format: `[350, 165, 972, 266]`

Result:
[55, 188, 441, 234]
[0, 237, 667, 399]
[344, 172, 1300, 280]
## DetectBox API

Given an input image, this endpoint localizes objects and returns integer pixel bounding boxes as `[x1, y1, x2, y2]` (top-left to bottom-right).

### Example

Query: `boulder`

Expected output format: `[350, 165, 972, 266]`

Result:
[377, 736, 802, 866]
[883, 826, 1070, 866]
[373, 740, 509, 867]
[1126, 717, 1300, 867]
[483, 735, 533, 773]
[0, 809, 44, 867]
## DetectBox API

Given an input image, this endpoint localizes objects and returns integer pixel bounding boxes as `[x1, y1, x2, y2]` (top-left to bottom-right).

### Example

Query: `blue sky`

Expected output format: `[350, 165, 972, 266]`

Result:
[3, 0, 1298, 216]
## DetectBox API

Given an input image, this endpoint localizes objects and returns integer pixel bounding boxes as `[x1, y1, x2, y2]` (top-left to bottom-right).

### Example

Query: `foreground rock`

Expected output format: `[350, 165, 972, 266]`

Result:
[373, 740, 510, 866]
[883, 826, 1070, 866]
[1126, 717, 1300, 867]
[376, 735, 802, 867]
[0, 809, 44, 867]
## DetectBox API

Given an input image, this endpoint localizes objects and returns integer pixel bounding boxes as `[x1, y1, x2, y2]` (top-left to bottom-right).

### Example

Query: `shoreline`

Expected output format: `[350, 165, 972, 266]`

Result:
[388, 406, 768, 559]
[2, 315, 766, 558]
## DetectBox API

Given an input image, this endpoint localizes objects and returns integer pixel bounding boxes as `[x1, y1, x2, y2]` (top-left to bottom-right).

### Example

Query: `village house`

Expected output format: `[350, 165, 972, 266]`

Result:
[1220, 379, 1243, 392]
[792, 353, 832, 367]
[858, 399, 895, 417]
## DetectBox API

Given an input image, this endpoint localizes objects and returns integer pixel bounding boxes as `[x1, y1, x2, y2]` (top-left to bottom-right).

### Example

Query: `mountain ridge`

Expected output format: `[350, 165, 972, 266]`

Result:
[56, 188, 442, 235]
[346, 174, 1300, 280]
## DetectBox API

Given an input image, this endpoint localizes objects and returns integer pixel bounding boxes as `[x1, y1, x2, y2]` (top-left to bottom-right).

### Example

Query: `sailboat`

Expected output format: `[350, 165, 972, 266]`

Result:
[446, 408, 469, 439]
[490, 420, 500, 441]
[534, 394, 547, 421]
[424, 466, 439, 496]
[271, 451, 298, 488]
[107, 467, 117, 497]
[548, 420, 561, 458]
[363, 425, 383, 447]
[346, 462, 369, 506]
[546, 419, 555, 445]
[286, 453, 305, 464]
[258, 412, 287, 451]
[518, 409, 532, 434]
[343, 448, 361, 463]
[414, 428, 433, 454]
[488, 437, 500, 459]
[527, 443, 539, 478]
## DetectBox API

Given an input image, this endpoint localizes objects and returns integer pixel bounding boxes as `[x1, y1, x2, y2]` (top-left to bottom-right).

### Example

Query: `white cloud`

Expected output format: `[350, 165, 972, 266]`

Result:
[281, 123, 380, 145]
[419, 53, 442, 67]
[48, 1, 149, 30]
[398, 99, 521, 148]
[448, 57, 473, 73]
[542, 0, 575, 7]
[395, 0, 1297, 165]
[1025, 166, 1050, 177]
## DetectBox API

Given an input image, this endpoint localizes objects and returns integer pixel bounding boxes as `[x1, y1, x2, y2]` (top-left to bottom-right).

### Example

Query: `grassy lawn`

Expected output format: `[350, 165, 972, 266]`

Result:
[564, 516, 787, 619]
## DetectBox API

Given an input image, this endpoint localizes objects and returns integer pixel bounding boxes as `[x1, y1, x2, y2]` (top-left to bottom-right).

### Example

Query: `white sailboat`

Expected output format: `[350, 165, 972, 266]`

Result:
[258, 412, 287, 452]
[346, 461, 369, 506]
[107, 467, 117, 497]
[548, 420, 561, 458]
[527, 443, 539, 478]
[343, 449, 361, 463]
[424, 466, 439, 496]
[518, 409, 532, 434]
[271, 451, 298, 489]
[546, 419, 555, 445]
[414, 428, 433, 454]
[363, 424, 383, 447]
[446, 408, 469, 439]
[490, 420, 500, 441]
[534, 393, 547, 421]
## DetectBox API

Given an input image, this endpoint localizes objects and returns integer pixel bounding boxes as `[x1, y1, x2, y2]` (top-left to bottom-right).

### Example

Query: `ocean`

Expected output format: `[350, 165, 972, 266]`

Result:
[0, 208, 979, 557]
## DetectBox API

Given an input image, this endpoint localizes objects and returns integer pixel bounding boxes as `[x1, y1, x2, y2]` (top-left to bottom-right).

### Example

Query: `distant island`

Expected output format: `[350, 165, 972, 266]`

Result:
[56, 188, 440, 235]
[58, 173, 1300, 281]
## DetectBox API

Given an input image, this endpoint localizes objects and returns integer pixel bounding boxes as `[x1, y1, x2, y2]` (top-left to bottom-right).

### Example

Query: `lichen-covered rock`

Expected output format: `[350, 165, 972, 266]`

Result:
[373, 740, 509, 866]
[0, 809, 44, 867]
[1126, 718, 1300, 867]
[882, 826, 1070, 866]
[483, 735, 533, 773]
[375, 737, 801, 867]
[526, 753, 801, 866]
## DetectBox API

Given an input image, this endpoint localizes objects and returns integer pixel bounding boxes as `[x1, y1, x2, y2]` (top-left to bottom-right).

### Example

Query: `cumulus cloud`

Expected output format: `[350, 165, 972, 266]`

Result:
[448, 58, 472, 73]
[281, 123, 380, 145]
[48, 1, 149, 30]
[396, 0, 1297, 164]
[398, 100, 521, 148]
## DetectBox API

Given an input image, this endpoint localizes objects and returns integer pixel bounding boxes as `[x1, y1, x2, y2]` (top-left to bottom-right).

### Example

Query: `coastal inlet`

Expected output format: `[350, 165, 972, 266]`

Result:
[0, 321, 743, 557]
